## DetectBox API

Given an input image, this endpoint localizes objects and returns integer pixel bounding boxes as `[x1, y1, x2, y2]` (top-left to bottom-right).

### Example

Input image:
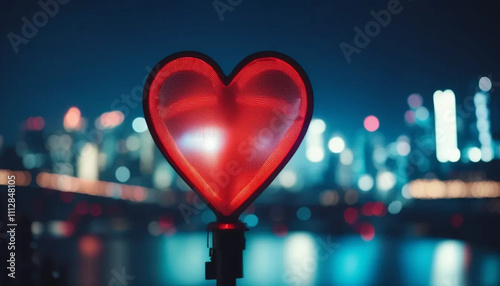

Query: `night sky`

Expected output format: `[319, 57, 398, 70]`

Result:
[1, 0, 499, 146]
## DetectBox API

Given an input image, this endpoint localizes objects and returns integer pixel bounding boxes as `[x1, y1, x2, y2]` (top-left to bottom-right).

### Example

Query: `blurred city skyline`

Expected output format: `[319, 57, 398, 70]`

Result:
[1, 0, 500, 146]
[1, 74, 499, 203]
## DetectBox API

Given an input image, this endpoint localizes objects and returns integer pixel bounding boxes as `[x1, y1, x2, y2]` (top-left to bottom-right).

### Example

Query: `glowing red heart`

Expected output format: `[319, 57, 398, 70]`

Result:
[143, 52, 313, 218]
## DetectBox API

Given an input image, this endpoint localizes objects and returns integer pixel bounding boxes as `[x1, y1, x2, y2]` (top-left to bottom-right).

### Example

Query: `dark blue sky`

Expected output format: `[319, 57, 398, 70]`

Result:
[1, 0, 499, 145]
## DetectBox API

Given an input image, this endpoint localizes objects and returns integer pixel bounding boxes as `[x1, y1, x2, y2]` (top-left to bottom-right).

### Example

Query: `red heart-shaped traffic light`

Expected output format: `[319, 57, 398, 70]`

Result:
[143, 52, 313, 218]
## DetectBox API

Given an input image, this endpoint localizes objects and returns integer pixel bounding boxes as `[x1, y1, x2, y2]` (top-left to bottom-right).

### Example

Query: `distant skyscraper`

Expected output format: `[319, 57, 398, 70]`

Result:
[77, 143, 99, 180]
[474, 78, 494, 162]
[298, 119, 328, 186]
[433, 90, 460, 163]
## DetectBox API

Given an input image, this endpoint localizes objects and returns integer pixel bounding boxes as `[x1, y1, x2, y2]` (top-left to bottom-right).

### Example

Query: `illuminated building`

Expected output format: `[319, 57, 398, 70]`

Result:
[433, 90, 460, 163]
[474, 78, 494, 162]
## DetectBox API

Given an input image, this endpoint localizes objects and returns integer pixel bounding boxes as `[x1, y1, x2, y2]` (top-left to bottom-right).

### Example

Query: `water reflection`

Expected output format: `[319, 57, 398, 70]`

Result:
[431, 240, 466, 286]
[400, 239, 436, 286]
[161, 234, 207, 285]
[283, 233, 317, 285]
[330, 236, 380, 286]
[481, 256, 500, 286]
[98, 232, 500, 285]
[244, 235, 285, 285]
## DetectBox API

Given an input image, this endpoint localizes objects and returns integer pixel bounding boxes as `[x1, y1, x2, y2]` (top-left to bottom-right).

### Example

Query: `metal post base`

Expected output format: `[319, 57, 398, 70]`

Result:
[205, 220, 248, 286]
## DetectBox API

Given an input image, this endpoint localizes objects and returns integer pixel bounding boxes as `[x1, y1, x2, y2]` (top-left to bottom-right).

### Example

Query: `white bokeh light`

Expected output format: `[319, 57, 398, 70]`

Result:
[328, 136, 345, 153]
[132, 117, 148, 133]
[279, 170, 297, 188]
[396, 141, 411, 156]
[306, 147, 325, 162]
[479, 76, 492, 92]
[358, 174, 374, 191]
[309, 119, 326, 134]
[340, 149, 354, 165]
[376, 171, 396, 191]
[467, 147, 482, 163]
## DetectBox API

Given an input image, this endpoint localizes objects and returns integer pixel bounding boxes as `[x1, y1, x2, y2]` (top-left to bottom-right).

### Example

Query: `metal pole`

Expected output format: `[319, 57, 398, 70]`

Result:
[205, 220, 248, 286]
